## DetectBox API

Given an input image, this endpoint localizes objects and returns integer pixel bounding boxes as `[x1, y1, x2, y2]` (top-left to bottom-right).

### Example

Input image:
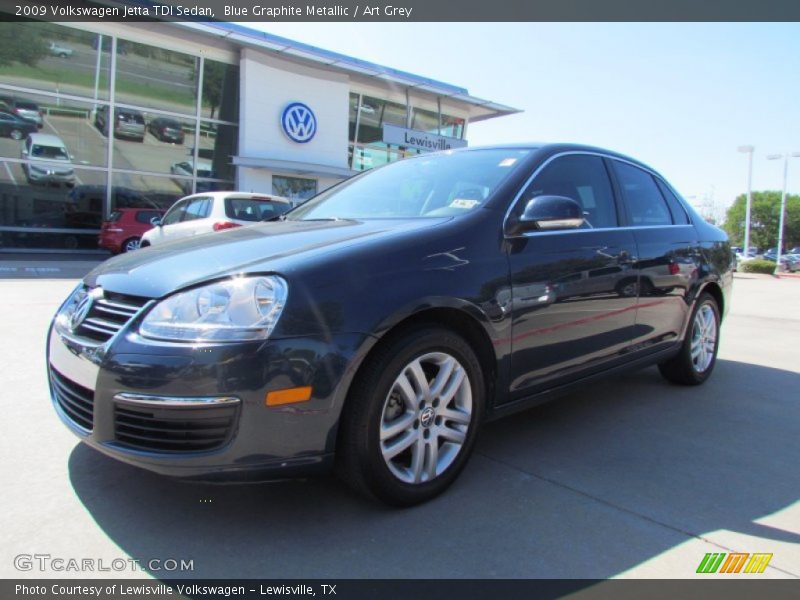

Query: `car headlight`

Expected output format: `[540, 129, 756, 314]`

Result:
[140, 276, 288, 342]
[54, 284, 90, 333]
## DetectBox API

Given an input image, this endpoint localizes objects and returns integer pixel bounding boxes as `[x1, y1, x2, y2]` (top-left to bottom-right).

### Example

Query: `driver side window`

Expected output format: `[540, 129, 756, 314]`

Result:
[162, 199, 187, 226]
[523, 155, 618, 229]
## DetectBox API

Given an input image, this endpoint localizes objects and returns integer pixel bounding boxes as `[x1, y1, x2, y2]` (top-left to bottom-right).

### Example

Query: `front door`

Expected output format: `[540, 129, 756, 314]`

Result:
[505, 154, 640, 399]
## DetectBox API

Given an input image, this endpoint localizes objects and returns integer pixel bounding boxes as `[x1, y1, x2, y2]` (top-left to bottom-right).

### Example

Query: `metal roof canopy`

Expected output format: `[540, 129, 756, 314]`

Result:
[173, 20, 522, 123]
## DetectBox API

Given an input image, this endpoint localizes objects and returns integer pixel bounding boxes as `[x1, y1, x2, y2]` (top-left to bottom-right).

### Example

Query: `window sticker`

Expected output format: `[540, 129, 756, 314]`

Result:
[450, 198, 480, 209]
[498, 158, 518, 167]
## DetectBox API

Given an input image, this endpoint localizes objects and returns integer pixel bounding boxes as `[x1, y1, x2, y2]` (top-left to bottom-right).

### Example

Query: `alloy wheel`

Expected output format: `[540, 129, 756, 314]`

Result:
[379, 352, 472, 484]
[690, 303, 717, 373]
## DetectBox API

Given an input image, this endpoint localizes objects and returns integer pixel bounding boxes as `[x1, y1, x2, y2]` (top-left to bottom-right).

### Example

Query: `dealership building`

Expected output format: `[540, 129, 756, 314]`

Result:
[0, 19, 519, 251]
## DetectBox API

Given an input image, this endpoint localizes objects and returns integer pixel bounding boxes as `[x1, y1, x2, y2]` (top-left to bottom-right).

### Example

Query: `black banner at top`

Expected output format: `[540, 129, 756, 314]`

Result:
[1, 0, 800, 22]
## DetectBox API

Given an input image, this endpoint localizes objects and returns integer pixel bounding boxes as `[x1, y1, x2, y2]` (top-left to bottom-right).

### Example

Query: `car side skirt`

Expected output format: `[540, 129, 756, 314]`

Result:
[487, 343, 681, 422]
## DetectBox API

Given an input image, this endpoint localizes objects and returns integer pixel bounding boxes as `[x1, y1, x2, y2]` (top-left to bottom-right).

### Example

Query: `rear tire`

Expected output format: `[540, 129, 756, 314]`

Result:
[121, 237, 140, 253]
[337, 326, 484, 506]
[658, 293, 720, 386]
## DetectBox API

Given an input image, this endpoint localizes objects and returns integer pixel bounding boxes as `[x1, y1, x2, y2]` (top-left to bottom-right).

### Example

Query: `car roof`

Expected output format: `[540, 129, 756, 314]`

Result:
[179, 191, 291, 204]
[456, 143, 661, 173]
[28, 133, 67, 147]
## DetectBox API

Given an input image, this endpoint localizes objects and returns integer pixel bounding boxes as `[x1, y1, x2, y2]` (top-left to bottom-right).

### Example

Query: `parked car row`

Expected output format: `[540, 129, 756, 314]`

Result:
[95, 107, 187, 144]
[98, 192, 291, 254]
[0, 95, 44, 129]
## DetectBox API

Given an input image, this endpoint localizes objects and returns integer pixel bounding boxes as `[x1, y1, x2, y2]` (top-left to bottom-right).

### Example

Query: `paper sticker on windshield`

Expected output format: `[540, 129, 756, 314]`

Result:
[450, 198, 480, 209]
[498, 158, 518, 167]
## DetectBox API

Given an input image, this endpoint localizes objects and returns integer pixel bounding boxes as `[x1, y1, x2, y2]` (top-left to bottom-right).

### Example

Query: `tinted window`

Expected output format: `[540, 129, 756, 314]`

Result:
[613, 161, 672, 227]
[135, 210, 162, 224]
[523, 155, 618, 229]
[182, 197, 211, 221]
[225, 198, 289, 222]
[31, 144, 69, 160]
[655, 179, 690, 225]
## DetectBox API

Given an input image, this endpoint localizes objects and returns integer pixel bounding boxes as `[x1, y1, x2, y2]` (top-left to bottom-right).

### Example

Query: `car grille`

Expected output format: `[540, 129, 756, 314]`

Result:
[114, 402, 238, 453]
[50, 367, 94, 431]
[75, 292, 149, 343]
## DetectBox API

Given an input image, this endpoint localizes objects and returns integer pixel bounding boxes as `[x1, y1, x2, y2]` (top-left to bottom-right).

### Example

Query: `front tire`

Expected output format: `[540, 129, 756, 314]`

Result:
[337, 326, 485, 506]
[10, 128, 23, 140]
[659, 293, 720, 385]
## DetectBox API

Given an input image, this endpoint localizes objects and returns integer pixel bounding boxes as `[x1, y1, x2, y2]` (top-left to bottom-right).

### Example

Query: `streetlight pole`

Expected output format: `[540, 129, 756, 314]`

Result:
[766, 152, 800, 272]
[737, 146, 754, 257]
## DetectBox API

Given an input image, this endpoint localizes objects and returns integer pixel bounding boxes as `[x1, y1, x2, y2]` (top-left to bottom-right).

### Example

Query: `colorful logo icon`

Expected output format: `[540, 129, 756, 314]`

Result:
[281, 102, 317, 143]
[696, 552, 773, 574]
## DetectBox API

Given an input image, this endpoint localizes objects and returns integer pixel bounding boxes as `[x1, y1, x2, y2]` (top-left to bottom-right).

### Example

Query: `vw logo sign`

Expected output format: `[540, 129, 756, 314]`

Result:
[281, 102, 317, 143]
[70, 293, 94, 332]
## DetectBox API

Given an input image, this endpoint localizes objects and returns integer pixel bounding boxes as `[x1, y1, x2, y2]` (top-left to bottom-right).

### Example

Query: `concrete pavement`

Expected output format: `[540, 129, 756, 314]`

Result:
[0, 273, 798, 579]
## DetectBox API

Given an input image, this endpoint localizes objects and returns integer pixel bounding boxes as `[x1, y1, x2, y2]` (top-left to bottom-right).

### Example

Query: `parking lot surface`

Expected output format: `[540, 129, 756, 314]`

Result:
[0, 272, 798, 579]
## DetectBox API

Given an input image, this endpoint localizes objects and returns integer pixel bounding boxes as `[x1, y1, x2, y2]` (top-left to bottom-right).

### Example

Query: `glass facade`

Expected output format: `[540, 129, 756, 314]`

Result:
[347, 92, 467, 172]
[0, 22, 238, 251]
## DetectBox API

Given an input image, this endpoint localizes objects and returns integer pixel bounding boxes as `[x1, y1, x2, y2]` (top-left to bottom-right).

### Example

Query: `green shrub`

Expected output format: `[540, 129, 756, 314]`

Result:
[740, 259, 777, 274]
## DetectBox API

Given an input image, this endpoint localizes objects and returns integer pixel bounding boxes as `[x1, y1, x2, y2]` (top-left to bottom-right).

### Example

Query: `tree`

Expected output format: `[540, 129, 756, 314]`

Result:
[722, 191, 800, 251]
[200, 61, 224, 120]
[0, 23, 48, 68]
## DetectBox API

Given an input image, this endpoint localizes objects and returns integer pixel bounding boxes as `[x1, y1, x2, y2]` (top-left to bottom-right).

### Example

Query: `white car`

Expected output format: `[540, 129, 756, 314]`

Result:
[140, 192, 291, 248]
[21, 133, 75, 186]
[48, 42, 74, 58]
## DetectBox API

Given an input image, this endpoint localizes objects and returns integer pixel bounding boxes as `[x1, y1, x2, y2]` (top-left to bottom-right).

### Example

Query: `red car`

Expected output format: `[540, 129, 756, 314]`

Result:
[98, 208, 165, 254]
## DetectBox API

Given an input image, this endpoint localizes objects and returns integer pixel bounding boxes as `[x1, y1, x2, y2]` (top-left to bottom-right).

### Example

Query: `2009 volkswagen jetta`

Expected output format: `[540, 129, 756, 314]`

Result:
[47, 144, 732, 505]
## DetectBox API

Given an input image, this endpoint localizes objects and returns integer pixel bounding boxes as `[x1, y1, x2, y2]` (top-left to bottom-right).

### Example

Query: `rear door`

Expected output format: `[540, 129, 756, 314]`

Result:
[609, 159, 700, 352]
[505, 153, 640, 398]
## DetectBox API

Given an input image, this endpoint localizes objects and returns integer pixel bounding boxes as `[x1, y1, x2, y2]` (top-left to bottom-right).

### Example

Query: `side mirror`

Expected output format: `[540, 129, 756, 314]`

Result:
[150, 216, 162, 227]
[509, 195, 584, 235]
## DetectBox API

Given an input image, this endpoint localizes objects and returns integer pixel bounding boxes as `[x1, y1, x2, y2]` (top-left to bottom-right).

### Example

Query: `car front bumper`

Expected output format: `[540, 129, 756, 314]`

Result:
[47, 318, 371, 482]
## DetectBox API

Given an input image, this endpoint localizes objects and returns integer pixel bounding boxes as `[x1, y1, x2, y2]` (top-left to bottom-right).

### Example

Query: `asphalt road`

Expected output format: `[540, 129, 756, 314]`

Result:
[0, 272, 798, 579]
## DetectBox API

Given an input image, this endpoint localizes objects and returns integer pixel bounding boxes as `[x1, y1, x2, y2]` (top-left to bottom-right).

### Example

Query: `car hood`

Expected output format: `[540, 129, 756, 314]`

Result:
[29, 158, 73, 171]
[87, 217, 450, 298]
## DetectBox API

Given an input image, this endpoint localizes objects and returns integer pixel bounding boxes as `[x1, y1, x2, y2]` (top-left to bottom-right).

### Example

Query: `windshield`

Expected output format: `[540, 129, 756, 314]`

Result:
[287, 149, 530, 220]
[31, 144, 68, 160]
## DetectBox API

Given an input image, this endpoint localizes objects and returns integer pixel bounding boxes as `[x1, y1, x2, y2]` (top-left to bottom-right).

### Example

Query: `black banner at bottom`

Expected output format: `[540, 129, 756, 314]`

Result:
[4, 579, 800, 600]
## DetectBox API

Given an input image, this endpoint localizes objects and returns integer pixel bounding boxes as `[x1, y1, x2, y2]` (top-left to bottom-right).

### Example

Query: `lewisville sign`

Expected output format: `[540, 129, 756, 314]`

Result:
[382, 124, 467, 152]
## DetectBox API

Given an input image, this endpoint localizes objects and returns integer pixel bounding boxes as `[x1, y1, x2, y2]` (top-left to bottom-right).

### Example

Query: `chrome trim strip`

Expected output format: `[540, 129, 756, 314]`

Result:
[114, 393, 241, 408]
[502, 150, 689, 238]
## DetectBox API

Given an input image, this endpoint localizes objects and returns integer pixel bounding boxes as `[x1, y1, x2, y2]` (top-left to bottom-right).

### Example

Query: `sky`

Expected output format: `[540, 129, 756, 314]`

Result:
[240, 22, 800, 223]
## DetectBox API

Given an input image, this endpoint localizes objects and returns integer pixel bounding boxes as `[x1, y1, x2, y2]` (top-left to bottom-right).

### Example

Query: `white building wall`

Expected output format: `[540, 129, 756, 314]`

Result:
[239, 49, 350, 168]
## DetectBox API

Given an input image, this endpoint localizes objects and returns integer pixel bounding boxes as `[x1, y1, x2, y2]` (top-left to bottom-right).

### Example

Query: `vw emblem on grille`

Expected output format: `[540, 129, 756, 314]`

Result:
[281, 102, 317, 143]
[70, 292, 95, 331]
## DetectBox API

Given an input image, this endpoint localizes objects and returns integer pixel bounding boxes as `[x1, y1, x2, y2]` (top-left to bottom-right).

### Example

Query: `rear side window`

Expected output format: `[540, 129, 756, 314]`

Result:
[135, 210, 161, 224]
[523, 154, 618, 229]
[107, 211, 122, 223]
[226, 198, 290, 222]
[655, 179, 690, 225]
[613, 161, 673, 227]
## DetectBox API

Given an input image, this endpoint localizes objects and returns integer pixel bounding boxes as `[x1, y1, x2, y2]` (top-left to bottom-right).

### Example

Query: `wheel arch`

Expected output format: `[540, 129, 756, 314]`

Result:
[330, 303, 499, 453]
[698, 280, 725, 321]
